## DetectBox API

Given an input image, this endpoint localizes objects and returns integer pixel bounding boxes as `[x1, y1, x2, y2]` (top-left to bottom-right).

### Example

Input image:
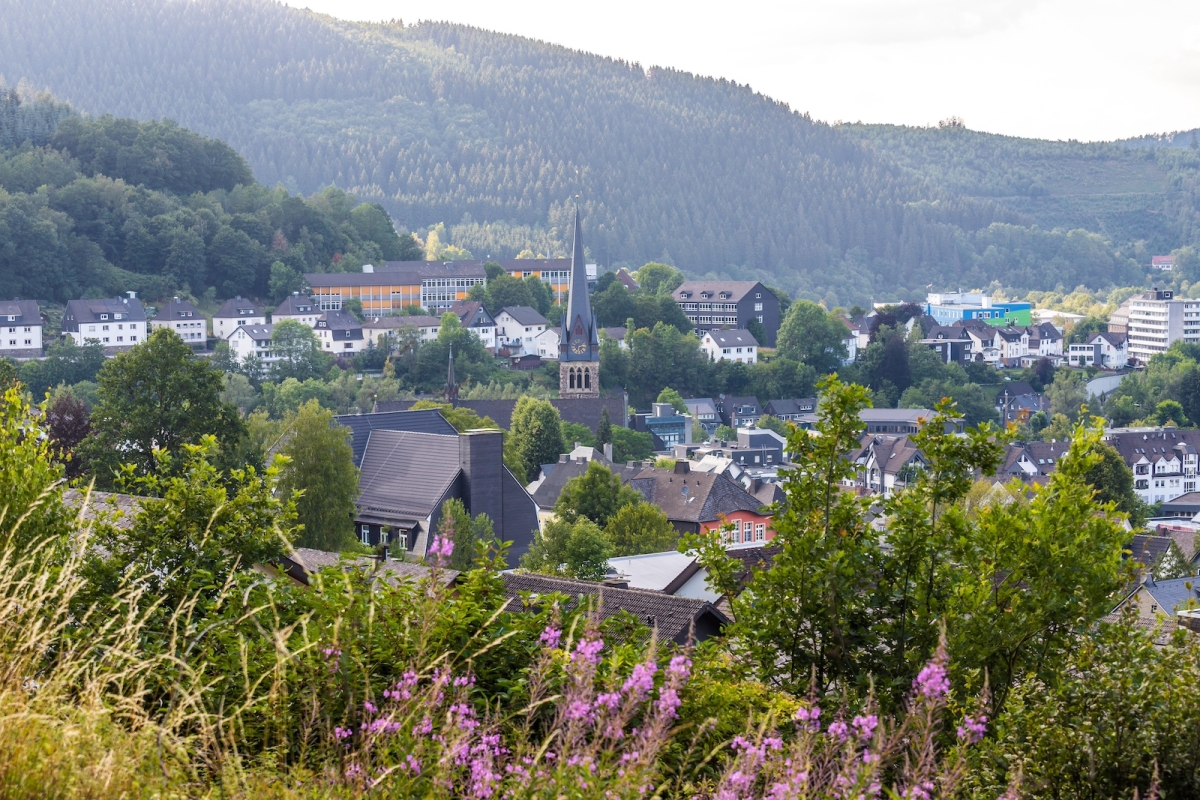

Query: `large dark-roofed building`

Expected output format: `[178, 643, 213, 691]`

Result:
[334, 409, 458, 467]
[672, 281, 781, 346]
[373, 395, 628, 434]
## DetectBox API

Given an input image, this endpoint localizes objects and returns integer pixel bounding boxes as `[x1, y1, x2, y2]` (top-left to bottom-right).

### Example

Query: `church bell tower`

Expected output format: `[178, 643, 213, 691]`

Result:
[559, 210, 600, 398]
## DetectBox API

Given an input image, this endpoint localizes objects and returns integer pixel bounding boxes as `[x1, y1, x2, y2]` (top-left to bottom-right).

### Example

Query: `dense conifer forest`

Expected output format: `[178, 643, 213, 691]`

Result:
[0, 0, 1196, 303]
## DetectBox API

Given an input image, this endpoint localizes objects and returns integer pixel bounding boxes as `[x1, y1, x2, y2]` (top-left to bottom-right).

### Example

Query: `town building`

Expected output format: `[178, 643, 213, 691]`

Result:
[859, 408, 951, 435]
[1152, 255, 1175, 271]
[700, 329, 759, 363]
[353, 426, 539, 566]
[999, 440, 1071, 481]
[225, 324, 276, 365]
[0, 299, 42, 357]
[373, 396, 628, 436]
[601, 326, 628, 349]
[494, 306, 548, 354]
[615, 268, 640, 291]
[62, 296, 147, 351]
[921, 325, 975, 365]
[503, 259, 572, 304]
[533, 327, 561, 360]
[149, 298, 206, 349]
[1103, 427, 1200, 505]
[924, 292, 1032, 327]
[1124, 289, 1200, 363]
[362, 314, 443, 349]
[305, 261, 486, 316]
[1068, 331, 1129, 368]
[994, 381, 1050, 426]
[212, 296, 266, 340]
[558, 212, 601, 398]
[715, 395, 761, 428]
[672, 281, 781, 346]
[628, 461, 775, 543]
[1108, 298, 1134, 335]
[446, 301, 497, 351]
[526, 453, 641, 523]
[847, 434, 927, 498]
[762, 397, 817, 423]
[1109, 574, 1200, 631]
[271, 294, 322, 328]
[683, 397, 721, 435]
[315, 310, 366, 355]
[605, 551, 719, 601]
[674, 427, 787, 468]
[632, 403, 691, 449]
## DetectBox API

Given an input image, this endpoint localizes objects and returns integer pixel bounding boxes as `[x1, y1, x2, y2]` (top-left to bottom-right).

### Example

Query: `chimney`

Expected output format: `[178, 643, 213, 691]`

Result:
[362, 264, 374, 273]
[558, 454, 568, 463]
[673, 461, 691, 475]
[604, 443, 613, 461]
[126, 291, 137, 300]
[459, 430, 505, 537]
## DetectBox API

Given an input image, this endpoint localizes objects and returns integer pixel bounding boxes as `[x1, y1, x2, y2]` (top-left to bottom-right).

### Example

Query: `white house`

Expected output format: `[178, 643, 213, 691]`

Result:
[271, 294, 322, 328]
[149, 298, 206, 349]
[315, 310, 367, 355]
[0, 299, 43, 357]
[1068, 332, 1129, 369]
[447, 301, 497, 351]
[61, 296, 147, 351]
[495, 306, 549, 354]
[534, 327, 561, 360]
[1027, 322, 1064, 357]
[362, 315, 442, 349]
[226, 324, 276, 365]
[995, 327, 1030, 366]
[963, 325, 1003, 366]
[212, 296, 266, 340]
[600, 326, 629, 350]
[700, 329, 759, 364]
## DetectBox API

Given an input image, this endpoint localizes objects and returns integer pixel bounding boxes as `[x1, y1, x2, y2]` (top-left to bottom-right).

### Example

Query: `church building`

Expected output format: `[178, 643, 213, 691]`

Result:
[559, 212, 601, 398]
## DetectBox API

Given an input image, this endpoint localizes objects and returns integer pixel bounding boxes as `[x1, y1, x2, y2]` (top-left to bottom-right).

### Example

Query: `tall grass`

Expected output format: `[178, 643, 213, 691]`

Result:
[0, 387, 994, 797]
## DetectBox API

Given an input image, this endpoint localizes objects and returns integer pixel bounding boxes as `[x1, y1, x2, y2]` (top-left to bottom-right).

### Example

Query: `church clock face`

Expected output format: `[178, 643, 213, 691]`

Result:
[571, 339, 588, 355]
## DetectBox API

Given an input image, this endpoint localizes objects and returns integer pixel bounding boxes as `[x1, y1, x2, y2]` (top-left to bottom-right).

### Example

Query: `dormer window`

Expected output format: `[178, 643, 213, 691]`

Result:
[100, 314, 109, 320]
[720, 292, 730, 299]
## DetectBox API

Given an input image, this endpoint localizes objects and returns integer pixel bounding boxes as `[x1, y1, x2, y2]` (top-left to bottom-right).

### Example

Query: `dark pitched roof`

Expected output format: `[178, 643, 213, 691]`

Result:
[500, 572, 729, 645]
[500, 306, 548, 326]
[1035, 322, 1062, 341]
[1103, 429, 1200, 467]
[704, 329, 759, 348]
[213, 296, 264, 319]
[280, 547, 458, 587]
[999, 381, 1036, 398]
[229, 324, 273, 341]
[334, 409, 457, 467]
[448, 301, 494, 328]
[615, 268, 640, 291]
[1127, 535, 1176, 569]
[629, 466, 766, 524]
[725, 545, 781, 591]
[64, 489, 143, 530]
[317, 309, 362, 331]
[601, 326, 627, 341]
[272, 295, 319, 316]
[763, 398, 816, 416]
[62, 297, 147, 329]
[356, 430, 463, 523]
[154, 298, 202, 322]
[995, 326, 1026, 342]
[373, 396, 627, 434]
[1141, 575, 1200, 614]
[673, 281, 765, 303]
[1091, 331, 1127, 347]
[0, 299, 39, 322]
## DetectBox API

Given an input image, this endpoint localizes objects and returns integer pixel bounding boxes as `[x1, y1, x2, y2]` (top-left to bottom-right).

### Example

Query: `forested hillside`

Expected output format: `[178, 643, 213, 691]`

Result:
[0, 0, 1169, 305]
[0, 91, 407, 302]
[843, 122, 1200, 262]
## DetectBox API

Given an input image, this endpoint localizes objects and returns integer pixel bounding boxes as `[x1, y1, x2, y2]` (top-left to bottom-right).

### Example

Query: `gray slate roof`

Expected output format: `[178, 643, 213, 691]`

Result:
[501, 572, 729, 645]
[229, 324, 273, 342]
[528, 457, 641, 510]
[333, 409, 457, 467]
[62, 297, 147, 329]
[154, 298, 202, 322]
[363, 315, 443, 330]
[317, 309, 363, 332]
[705, 329, 759, 348]
[629, 465, 766, 525]
[500, 306, 549, 326]
[1141, 575, 1200, 614]
[272, 295, 319, 316]
[213, 296, 264, 319]
[0, 299, 41, 324]
[64, 489, 143, 530]
[673, 281, 764, 303]
[356, 430, 463, 522]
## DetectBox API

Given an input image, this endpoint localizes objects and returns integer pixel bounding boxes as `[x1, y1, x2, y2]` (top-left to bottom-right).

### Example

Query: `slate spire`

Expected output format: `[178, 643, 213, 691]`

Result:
[560, 209, 598, 361]
[446, 344, 458, 401]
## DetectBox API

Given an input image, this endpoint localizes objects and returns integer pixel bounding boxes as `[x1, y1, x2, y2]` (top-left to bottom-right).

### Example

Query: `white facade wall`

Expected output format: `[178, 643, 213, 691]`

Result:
[0, 323, 41, 354]
[226, 327, 277, 364]
[495, 311, 546, 354]
[150, 317, 207, 346]
[213, 313, 266, 340]
[71, 320, 144, 348]
[700, 332, 758, 364]
[534, 328, 560, 360]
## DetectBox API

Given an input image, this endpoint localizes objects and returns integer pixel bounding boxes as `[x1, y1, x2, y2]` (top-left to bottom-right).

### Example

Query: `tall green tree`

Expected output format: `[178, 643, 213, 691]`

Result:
[776, 301, 849, 374]
[655, 387, 688, 414]
[508, 396, 565, 483]
[521, 515, 612, 581]
[271, 320, 331, 382]
[436, 497, 495, 570]
[277, 400, 359, 551]
[604, 501, 677, 556]
[634, 262, 684, 295]
[596, 407, 613, 450]
[80, 328, 244, 483]
[554, 460, 642, 528]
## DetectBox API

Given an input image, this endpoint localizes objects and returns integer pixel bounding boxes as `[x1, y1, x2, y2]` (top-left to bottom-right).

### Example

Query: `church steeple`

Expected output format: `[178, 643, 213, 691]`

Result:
[559, 210, 599, 362]
[558, 208, 600, 398]
[445, 344, 459, 402]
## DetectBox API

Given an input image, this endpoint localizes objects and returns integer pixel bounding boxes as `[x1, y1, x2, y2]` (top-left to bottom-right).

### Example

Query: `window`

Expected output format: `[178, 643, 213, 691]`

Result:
[755, 524, 766, 541]
[360, 525, 370, 544]
[102, 325, 109, 331]
[755, 303, 763, 311]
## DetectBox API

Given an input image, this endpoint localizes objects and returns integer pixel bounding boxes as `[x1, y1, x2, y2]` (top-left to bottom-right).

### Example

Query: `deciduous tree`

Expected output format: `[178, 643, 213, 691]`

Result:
[277, 400, 359, 551]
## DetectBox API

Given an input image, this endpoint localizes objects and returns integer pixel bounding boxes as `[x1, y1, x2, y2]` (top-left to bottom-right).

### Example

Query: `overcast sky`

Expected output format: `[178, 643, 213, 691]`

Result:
[284, 0, 1199, 142]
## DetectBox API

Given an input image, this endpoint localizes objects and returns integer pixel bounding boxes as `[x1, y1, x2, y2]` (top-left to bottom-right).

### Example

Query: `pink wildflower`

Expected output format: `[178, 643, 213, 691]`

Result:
[539, 626, 562, 649]
[914, 660, 950, 700]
